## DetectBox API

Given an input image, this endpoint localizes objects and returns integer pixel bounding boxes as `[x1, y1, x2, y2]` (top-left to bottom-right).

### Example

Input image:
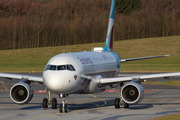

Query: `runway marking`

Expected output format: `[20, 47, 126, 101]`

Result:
[82, 102, 99, 106]
[88, 94, 107, 106]
[24, 94, 107, 120]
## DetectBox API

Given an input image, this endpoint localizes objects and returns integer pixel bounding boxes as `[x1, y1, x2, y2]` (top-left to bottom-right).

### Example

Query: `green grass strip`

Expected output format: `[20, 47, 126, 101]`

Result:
[0, 36, 180, 72]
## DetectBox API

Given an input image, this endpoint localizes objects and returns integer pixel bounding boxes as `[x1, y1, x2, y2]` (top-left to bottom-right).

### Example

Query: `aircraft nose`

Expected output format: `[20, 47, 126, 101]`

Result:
[43, 71, 71, 93]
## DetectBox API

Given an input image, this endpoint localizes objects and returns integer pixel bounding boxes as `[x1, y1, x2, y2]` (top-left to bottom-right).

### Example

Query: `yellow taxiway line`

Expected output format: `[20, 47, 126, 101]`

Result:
[23, 94, 107, 120]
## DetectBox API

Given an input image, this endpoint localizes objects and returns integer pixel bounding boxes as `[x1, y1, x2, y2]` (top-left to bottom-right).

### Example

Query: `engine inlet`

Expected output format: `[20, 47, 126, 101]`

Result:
[122, 85, 139, 102]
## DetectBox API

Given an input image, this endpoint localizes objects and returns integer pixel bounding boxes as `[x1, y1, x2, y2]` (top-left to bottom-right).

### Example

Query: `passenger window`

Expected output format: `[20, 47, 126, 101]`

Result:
[67, 65, 76, 71]
[57, 65, 66, 70]
[49, 65, 57, 70]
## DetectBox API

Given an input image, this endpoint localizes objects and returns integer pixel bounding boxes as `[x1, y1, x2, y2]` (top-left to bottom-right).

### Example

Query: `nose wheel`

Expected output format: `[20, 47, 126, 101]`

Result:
[59, 94, 68, 113]
[42, 88, 69, 112]
[59, 105, 68, 113]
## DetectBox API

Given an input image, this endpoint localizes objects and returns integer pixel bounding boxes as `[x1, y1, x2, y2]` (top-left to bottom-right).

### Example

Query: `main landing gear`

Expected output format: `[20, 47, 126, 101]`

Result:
[42, 88, 57, 109]
[112, 84, 129, 109]
[43, 98, 57, 109]
[115, 98, 129, 109]
[59, 94, 68, 113]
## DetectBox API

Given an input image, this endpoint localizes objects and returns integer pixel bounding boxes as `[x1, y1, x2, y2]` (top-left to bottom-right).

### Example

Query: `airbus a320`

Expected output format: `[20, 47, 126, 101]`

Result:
[0, 0, 180, 113]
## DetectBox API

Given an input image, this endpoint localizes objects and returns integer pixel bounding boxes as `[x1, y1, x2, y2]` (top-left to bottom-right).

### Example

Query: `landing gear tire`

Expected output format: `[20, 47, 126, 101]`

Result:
[52, 98, 57, 109]
[64, 105, 68, 113]
[115, 98, 120, 108]
[124, 102, 129, 109]
[58, 94, 69, 113]
[59, 105, 62, 113]
[59, 105, 68, 113]
[43, 98, 48, 108]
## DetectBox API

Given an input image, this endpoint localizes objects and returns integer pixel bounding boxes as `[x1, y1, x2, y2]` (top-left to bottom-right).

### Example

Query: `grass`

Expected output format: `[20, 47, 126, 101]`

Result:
[151, 114, 180, 120]
[0, 36, 180, 72]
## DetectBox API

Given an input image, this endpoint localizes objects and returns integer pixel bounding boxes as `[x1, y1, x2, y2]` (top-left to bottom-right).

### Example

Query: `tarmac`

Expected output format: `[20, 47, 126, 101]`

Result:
[0, 73, 180, 120]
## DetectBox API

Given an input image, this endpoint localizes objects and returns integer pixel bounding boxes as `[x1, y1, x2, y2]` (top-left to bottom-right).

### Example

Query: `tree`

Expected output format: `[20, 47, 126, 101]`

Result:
[115, 0, 140, 15]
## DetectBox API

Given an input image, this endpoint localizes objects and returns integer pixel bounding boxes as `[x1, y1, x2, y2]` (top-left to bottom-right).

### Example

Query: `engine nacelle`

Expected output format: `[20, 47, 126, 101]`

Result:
[83, 75, 105, 93]
[121, 82, 144, 105]
[9, 82, 34, 104]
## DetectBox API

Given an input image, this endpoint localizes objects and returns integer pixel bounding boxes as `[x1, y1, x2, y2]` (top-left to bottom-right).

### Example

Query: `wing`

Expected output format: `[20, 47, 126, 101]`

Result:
[99, 72, 180, 85]
[0, 73, 43, 83]
[120, 55, 170, 62]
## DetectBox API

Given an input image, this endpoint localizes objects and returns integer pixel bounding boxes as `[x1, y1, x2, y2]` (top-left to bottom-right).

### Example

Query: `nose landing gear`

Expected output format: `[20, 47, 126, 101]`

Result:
[59, 94, 68, 113]
[42, 88, 69, 113]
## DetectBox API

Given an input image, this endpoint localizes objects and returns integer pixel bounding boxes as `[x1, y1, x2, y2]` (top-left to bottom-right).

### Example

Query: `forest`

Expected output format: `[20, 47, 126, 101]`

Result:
[0, 0, 180, 50]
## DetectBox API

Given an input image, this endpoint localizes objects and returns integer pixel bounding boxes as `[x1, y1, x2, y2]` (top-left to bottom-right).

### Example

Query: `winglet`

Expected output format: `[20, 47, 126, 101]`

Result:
[104, 0, 115, 51]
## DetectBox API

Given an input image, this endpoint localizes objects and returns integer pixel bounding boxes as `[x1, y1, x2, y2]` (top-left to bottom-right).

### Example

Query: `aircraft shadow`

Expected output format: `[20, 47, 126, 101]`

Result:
[2, 99, 180, 111]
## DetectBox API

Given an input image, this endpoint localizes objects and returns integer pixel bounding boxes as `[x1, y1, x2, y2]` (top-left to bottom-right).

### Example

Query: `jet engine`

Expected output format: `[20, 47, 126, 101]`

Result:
[9, 82, 34, 104]
[121, 82, 144, 105]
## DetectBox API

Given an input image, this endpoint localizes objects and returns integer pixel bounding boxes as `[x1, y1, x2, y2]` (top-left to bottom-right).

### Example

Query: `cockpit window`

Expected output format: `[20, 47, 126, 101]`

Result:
[57, 65, 66, 70]
[44, 65, 49, 71]
[44, 64, 76, 71]
[67, 65, 76, 71]
[49, 65, 57, 70]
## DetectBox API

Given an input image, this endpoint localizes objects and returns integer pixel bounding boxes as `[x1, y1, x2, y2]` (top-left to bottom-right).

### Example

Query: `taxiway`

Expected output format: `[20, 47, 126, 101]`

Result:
[0, 73, 180, 120]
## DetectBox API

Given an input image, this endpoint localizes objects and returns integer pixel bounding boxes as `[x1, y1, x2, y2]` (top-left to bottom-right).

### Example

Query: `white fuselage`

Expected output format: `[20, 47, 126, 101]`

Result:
[43, 50, 120, 94]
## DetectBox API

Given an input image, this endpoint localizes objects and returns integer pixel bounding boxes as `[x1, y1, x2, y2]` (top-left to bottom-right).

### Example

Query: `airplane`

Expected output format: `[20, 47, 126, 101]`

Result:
[0, 0, 180, 113]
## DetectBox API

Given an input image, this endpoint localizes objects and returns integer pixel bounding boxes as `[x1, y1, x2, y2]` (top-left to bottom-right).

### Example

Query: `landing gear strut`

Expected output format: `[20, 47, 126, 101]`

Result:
[59, 94, 68, 113]
[113, 83, 129, 109]
[124, 101, 129, 109]
[42, 88, 57, 109]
